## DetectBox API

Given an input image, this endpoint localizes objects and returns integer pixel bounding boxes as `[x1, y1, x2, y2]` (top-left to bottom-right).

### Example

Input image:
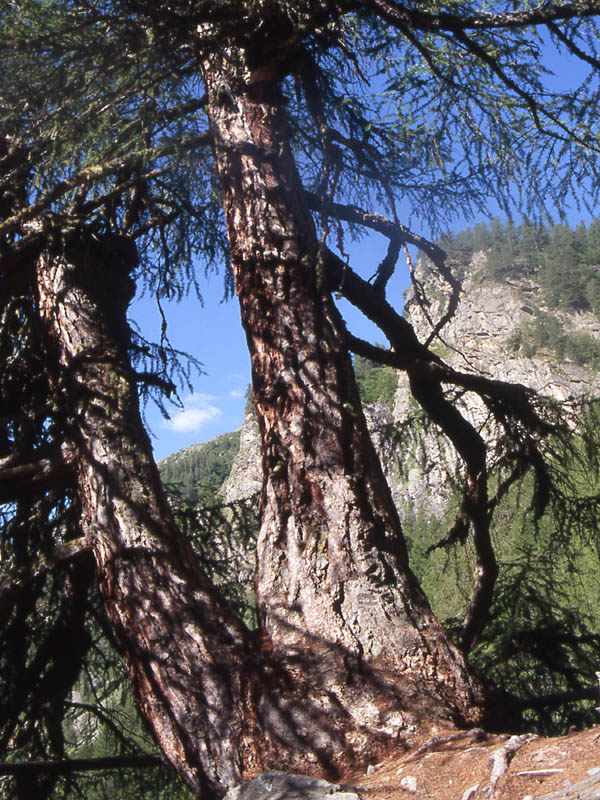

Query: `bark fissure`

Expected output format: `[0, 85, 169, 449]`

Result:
[201, 44, 484, 750]
[35, 238, 253, 797]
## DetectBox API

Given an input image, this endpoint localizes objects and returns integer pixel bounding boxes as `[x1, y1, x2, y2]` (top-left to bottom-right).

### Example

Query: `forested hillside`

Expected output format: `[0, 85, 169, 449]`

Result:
[443, 216, 600, 313]
[158, 430, 241, 505]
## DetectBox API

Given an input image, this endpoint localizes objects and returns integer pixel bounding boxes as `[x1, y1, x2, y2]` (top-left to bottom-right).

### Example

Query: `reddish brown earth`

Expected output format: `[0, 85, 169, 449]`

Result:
[345, 726, 600, 800]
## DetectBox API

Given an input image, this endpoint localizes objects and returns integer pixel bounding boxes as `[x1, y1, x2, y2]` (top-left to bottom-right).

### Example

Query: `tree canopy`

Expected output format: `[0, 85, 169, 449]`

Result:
[3, 2, 600, 798]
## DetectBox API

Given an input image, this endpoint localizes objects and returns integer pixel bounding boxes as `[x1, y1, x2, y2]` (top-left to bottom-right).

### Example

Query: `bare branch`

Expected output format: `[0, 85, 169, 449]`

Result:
[0, 450, 74, 503]
[306, 190, 444, 262]
[308, 192, 462, 334]
[0, 754, 165, 775]
[360, 0, 600, 33]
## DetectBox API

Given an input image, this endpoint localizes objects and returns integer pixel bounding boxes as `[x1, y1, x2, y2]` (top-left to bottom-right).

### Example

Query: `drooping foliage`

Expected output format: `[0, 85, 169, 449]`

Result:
[406, 399, 600, 735]
[3, 0, 600, 795]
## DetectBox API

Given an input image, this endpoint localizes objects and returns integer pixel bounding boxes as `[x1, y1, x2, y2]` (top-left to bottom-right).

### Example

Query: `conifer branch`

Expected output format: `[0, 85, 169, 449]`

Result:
[0, 451, 74, 503]
[362, 0, 600, 33]
[448, 26, 599, 152]
[0, 536, 91, 627]
[0, 754, 165, 775]
[327, 247, 558, 650]
[0, 134, 211, 240]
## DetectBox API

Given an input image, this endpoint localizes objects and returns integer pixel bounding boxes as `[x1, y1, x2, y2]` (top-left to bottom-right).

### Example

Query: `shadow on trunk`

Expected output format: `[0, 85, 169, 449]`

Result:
[29, 229, 484, 796]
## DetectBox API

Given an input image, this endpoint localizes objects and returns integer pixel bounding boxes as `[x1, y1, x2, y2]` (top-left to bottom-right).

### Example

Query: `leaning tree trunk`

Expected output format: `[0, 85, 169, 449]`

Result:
[202, 47, 484, 741]
[34, 231, 466, 796]
[34, 234, 257, 797]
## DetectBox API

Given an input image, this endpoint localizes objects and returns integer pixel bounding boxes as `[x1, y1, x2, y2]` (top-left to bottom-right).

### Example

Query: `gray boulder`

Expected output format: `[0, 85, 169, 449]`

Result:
[224, 772, 360, 800]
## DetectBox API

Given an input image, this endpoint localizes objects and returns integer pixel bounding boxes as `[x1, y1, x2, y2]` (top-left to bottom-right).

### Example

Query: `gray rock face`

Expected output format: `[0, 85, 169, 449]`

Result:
[393, 252, 600, 516]
[221, 251, 600, 517]
[220, 405, 262, 503]
[224, 772, 360, 800]
[405, 252, 599, 400]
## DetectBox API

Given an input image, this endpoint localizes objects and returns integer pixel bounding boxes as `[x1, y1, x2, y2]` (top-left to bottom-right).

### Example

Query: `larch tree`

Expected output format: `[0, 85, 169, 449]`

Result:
[2, 1, 600, 797]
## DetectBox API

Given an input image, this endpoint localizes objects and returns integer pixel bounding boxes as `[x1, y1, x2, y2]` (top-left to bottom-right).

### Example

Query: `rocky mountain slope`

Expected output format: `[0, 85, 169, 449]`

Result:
[392, 250, 600, 516]
[218, 249, 600, 515]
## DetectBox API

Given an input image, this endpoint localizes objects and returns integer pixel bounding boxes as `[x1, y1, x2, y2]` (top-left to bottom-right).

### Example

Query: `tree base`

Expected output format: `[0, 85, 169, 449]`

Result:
[239, 632, 484, 784]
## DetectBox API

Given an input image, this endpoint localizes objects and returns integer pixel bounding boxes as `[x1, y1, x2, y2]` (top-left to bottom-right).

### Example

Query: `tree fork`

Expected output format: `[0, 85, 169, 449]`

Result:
[33, 230, 452, 795]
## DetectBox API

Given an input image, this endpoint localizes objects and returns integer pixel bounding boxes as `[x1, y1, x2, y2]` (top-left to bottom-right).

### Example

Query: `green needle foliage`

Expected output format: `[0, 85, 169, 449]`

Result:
[3, 0, 600, 794]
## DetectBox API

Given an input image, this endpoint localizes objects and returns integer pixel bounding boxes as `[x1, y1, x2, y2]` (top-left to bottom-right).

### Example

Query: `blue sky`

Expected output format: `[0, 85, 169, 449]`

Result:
[130, 39, 594, 462]
[131, 273, 251, 461]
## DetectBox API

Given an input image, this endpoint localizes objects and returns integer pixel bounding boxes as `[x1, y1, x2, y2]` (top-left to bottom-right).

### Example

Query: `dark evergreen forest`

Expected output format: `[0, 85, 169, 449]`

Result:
[159, 431, 242, 505]
[442, 217, 600, 314]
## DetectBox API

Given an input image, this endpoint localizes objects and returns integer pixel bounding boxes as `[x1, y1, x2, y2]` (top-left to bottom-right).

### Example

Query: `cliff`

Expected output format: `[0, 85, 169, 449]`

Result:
[391, 251, 600, 516]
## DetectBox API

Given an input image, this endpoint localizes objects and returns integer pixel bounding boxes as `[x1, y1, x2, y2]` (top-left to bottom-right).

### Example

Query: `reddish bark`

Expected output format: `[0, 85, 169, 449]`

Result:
[35, 235, 252, 797]
[34, 233, 447, 797]
[201, 46, 483, 740]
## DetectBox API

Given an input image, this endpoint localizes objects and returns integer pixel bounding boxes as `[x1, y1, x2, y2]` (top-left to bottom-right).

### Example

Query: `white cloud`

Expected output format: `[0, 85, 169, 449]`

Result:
[163, 393, 222, 433]
[229, 388, 246, 399]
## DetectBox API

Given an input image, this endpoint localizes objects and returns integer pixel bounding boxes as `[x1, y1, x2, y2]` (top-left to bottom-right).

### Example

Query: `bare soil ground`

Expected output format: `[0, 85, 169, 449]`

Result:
[346, 725, 600, 800]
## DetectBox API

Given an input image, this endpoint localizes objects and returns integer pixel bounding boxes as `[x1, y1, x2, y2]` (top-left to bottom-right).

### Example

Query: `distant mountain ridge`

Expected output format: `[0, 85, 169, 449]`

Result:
[160, 223, 600, 511]
[158, 429, 241, 505]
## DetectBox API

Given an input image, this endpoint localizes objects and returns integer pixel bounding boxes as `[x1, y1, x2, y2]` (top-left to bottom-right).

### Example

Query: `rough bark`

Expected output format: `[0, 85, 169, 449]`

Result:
[201, 45, 484, 744]
[34, 232, 441, 795]
[31, 46, 485, 796]
[35, 235, 254, 797]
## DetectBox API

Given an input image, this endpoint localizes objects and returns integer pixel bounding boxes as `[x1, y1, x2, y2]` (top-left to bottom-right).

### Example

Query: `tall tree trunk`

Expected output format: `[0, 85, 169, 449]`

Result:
[202, 48, 484, 737]
[35, 234, 253, 797]
[33, 52, 485, 797]
[34, 231, 454, 795]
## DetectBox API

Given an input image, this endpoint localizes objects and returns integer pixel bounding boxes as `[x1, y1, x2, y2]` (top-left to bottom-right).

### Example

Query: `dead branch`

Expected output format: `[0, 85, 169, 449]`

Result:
[0, 755, 165, 775]
[324, 248, 556, 651]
